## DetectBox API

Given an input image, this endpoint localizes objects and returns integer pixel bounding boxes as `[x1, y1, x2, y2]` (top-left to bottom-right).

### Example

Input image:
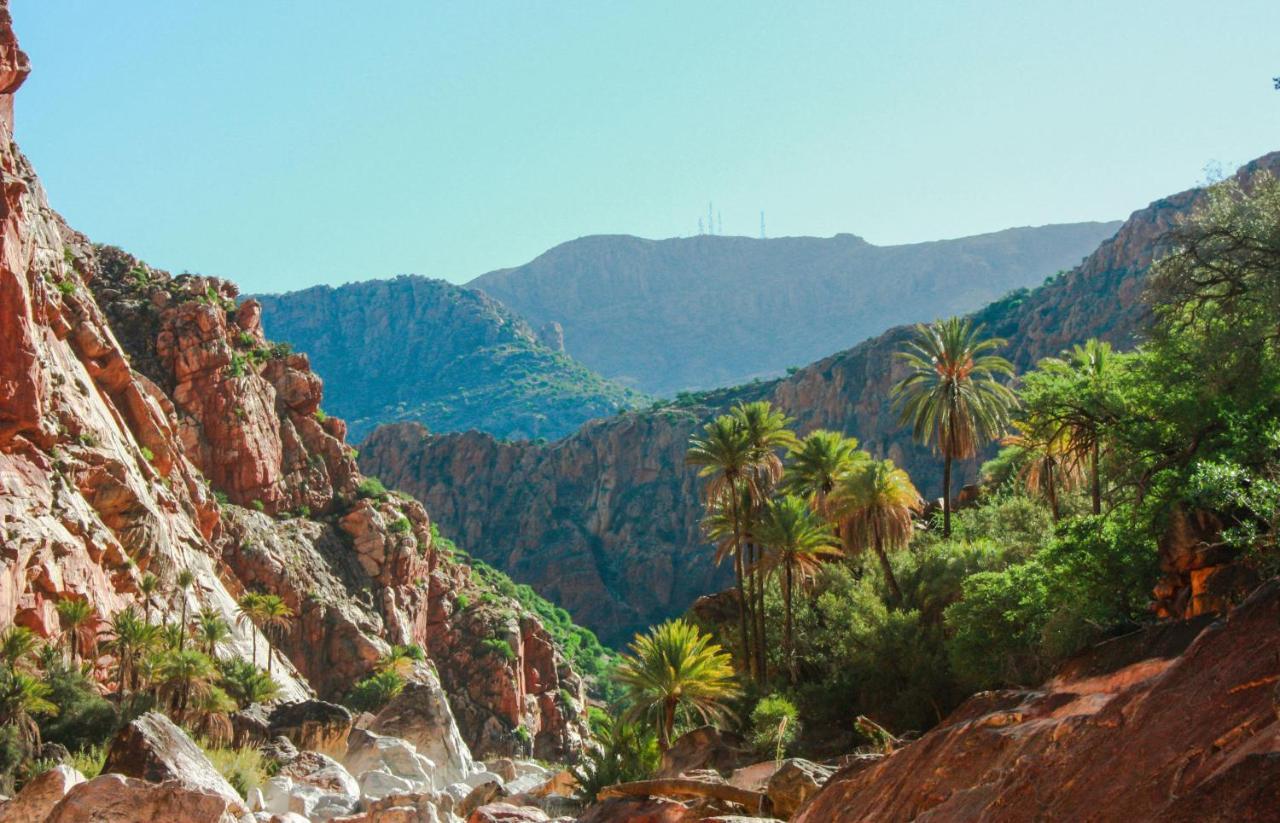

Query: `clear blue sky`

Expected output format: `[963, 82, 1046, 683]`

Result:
[10, 1, 1279, 293]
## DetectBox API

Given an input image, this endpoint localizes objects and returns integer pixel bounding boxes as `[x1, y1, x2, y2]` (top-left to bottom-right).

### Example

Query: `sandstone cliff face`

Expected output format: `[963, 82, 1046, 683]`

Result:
[0, 4, 585, 762]
[361, 155, 1280, 645]
[794, 579, 1280, 821]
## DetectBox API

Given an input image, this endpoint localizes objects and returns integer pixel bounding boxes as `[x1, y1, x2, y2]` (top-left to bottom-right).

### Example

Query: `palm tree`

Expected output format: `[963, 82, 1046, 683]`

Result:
[0, 627, 38, 670]
[1003, 417, 1081, 521]
[753, 495, 843, 683]
[615, 619, 739, 751]
[190, 685, 237, 745]
[104, 606, 158, 698]
[377, 644, 426, 677]
[175, 569, 196, 650]
[892, 317, 1017, 536]
[732, 401, 797, 682]
[194, 608, 231, 659]
[0, 666, 58, 746]
[55, 599, 95, 663]
[236, 592, 267, 666]
[830, 459, 923, 604]
[156, 648, 218, 719]
[216, 657, 281, 708]
[139, 573, 159, 622]
[256, 595, 294, 676]
[1043, 339, 1114, 514]
[687, 415, 755, 678]
[783, 430, 867, 520]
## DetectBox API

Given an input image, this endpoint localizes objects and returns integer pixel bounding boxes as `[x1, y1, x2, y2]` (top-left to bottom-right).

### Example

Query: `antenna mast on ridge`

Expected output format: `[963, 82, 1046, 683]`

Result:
[760, 211, 766, 239]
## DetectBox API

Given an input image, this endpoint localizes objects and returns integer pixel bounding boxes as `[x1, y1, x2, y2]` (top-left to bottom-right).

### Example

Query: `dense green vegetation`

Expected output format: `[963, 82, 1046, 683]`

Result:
[585, 171, 1280, 778]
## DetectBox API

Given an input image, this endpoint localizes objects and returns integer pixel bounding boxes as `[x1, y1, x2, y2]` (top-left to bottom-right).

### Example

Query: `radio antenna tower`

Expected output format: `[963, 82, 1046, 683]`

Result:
[707, 202, 715, 235]
[760, 211, 766, 239]
[717, 211, 722, 236]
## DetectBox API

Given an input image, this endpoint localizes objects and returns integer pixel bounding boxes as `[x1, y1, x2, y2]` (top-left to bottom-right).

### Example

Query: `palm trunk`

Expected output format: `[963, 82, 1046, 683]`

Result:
[661, 697, 677, 751]
[874, 525, 902, 604]
[752, 542, 767, 684]
[784, 560, 795, 685]
[266, 629, 274, 676]
[1091, 440, 1101, 515]
[1047, 461, 1060, 522]
[250, 630, 257, 668]
[728, 489, 752, 680]
[942, 453, 953, 538]
[178, 599, 188, 651]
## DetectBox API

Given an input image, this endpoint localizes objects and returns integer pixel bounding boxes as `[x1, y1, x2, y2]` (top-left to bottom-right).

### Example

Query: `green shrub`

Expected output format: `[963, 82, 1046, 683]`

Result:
[343, 670, 405, 713]
[235, 331, 254, 348]
[454, 593, 470, 611]
[140, 446, 155, 463]
[70, 744, 107, 779]
[571, 720, 659, 803]
[56, 279, 76, 297]
[201, 744, 269, 800]
[38, 660, 120, 753]
[750, 694, 800, 758]
[251, 499, 264, 512]
[389, 517, 411, 534]
[228, 352, 247, 378]
[480, 637, 516, 663]
[313, 408, 327, 423]
[356, 477, 388, 501]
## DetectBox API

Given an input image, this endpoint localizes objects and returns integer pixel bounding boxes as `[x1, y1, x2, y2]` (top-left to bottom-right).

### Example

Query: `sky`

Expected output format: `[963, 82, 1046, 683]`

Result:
[10, 1, 1279, 294]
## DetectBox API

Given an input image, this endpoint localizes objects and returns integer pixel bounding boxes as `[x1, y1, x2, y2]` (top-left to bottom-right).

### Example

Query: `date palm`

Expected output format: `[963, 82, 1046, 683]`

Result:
[0, 626, 39, 670]
[104, 606, 159, 698]
[175, 568, 196, 650]
[1043, 339, 1115, 514]
[892, 317, 1017, 536]
[830, 459, 923, 604]
[194, 607, 231, 660]
[157, 648, 218, 719]
[139, 573, 160, 622]
[0, 666, 57, 747]
[216, 657, 281, 708]
[615, 619, 739, 751]
[731, 401, 797, 681]
[782, 430, 867, 520]
[1004, 417, 1081, 521]
[236, 592, 267, 667]
[753, 495, 843, 683]
[687, 415, 755, 678]
[256, 594, 294, 676]
[55, 599, 95, 664]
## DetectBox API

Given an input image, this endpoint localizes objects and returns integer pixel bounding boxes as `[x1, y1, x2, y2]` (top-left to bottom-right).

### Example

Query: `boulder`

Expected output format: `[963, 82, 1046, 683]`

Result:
[657, 726, 750, 779]
[357, 769, 416, 802]
[576, 796, 690, 823]
[526, 769, 576, 799]
[2, 764, 84, 823]
[101, 712, 246, 810]
[487, 758, 519, 782]
[344, 728, 436, 789]
[46, 774, 246, 823]
[231, 703, 272, 747]
[458, 779, 506, 819]
[279, 750, 360, 799]
[466, 802, 549, 822]
[765, 759, 833, 818]
[269, 700, 354, 758]
[260, 735, 301, 769]
[370, 672, 476, 786]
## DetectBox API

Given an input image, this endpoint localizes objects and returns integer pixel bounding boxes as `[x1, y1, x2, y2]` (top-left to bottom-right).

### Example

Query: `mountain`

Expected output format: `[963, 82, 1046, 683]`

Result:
[468, 224, 1121, 395]
[360, 153, 1279, 646]
[254, 275, 644, 443]
[0, 8, 592, 767]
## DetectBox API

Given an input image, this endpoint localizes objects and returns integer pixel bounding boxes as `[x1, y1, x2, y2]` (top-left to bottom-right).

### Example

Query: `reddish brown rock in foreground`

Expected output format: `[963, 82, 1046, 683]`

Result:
[794, 579, 1280, 822]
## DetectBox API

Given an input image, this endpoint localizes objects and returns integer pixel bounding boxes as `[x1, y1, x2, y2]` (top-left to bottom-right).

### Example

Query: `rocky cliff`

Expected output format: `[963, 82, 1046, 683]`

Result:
[361, 154, 1280, 646]
[0, 6, 586, 762]
[469, 224, 1121, 395]
[254, 276, 643, 442]
[795, 579, 1280, 821]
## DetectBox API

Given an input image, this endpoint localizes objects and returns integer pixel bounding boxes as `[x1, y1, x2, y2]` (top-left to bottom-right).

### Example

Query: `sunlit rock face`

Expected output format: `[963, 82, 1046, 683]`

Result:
[0, 0, 586, 763]
[795, 580, 1280, 821]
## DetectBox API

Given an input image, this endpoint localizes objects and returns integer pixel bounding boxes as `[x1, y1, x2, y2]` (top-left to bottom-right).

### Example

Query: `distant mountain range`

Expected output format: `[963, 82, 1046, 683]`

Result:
[469, 223, 1121, 395]
[360, 154, 1280, 645]
[255, 276, 644, 442]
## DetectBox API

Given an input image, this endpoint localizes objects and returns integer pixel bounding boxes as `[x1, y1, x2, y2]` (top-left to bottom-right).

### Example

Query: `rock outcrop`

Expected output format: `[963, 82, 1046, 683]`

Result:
[253, 276, 643, 443]
[1, 764, 85, 823]
[362, 153, 1280, 644]
[794, 579, 1280, 821]
[0, 0, 587, 774]
[101, 712, 247, 811]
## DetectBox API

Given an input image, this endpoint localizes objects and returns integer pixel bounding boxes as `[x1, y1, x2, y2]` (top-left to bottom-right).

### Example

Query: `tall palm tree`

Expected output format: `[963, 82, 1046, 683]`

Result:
[1044, 339, 1115, 514]
[256, 595, 294, 676]
[55, 599, 95, 663]
[236, 593, 267, 667]
[104, 606, 158, 698]
[216, 657, 281, 708]
[732, 401, 797, 682]
[892, 317, 1017, 536]
[753, 495, 843, 683]
[830, 459, 923, 604]
[175, 568, 196, 650]
[139, 573, 160, 622]
[783, 430, 867, 520]
[615, 619, 739, 751]
[687, 415, 755, 678]
[194, 608, 231, 660]
[190, 685, 237, 745]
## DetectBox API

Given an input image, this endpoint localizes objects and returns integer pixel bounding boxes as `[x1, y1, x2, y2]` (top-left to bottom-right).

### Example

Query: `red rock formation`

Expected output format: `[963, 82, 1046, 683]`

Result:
[0, 0, 587, 761]
[794, 580, 1280, 821]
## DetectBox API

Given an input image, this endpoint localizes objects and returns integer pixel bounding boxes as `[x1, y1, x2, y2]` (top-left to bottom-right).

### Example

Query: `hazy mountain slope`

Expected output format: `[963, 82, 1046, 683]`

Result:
[254, 275, 644, 442]
[469, 223, 1121, 395]
[362, 154, 1278, 645]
